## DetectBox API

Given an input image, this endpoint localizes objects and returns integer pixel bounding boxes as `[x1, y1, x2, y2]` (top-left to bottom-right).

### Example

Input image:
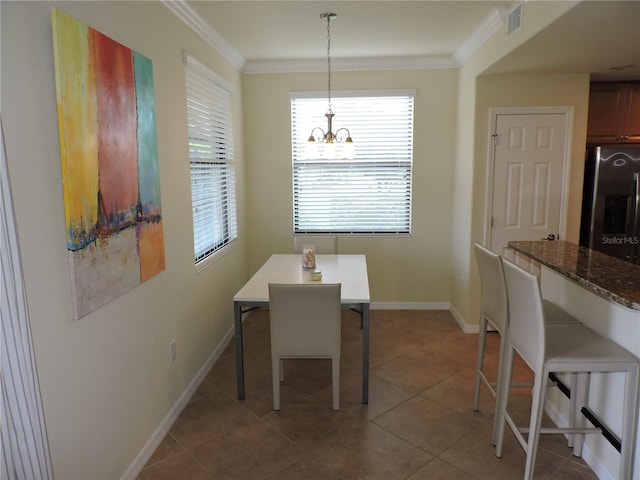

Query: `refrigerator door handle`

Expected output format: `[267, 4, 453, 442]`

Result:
[633, 173, 640, 264]
[634, 173, 640, 234]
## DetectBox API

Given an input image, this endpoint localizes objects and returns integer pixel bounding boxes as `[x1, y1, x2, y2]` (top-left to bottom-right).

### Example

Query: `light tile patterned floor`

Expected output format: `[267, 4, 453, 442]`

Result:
[137, 310, 599, 480]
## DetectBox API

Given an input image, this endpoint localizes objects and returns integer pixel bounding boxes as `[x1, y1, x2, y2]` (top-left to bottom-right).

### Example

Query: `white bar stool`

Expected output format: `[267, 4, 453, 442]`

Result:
[473, 244, 581, 444]
[496, 258, 640, 480]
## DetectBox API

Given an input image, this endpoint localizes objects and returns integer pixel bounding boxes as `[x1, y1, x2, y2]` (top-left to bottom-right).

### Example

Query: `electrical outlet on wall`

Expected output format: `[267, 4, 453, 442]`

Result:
[169, 340, 176, 363]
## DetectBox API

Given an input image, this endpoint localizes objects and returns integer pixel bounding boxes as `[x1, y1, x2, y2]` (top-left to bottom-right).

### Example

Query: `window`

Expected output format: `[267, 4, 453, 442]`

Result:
[185, 54, 238, 265]
[291, 91, 414, 234]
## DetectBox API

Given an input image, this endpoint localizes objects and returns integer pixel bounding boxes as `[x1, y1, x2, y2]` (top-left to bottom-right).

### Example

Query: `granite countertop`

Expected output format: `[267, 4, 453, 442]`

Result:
[508, 241, 640, 311]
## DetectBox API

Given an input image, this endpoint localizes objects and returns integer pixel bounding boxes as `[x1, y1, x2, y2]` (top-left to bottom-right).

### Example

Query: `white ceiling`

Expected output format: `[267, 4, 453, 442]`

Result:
[189, 1, 510, 60]
[181, 0, 640, 80]
[485, 1, 640, 81]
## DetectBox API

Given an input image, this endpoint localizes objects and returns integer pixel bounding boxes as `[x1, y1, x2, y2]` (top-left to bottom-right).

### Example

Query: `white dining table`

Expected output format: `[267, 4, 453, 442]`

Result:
[233, 254, 371, 403]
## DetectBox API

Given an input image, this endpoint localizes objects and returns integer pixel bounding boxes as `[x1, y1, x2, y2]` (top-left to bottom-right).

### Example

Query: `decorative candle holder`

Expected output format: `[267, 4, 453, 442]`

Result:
[310, 269, 322, 281]
[302, 244, 316, 270]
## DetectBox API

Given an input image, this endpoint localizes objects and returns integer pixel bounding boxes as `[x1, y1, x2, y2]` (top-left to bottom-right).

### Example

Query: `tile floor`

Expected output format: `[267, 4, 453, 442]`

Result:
[137, 309, 599, 480]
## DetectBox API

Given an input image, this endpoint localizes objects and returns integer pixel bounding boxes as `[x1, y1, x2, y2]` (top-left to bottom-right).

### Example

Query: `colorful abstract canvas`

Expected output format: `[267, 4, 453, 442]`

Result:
[51, 9, 165, 319]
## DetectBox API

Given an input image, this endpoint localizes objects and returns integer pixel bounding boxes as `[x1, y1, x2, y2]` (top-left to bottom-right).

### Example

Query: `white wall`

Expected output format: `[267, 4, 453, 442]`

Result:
[463, 72, 591, 328]
[449, 1, 581, 327]
[0, 0, 604, 477]
[1, 2, 247, 478]
[242, 69, 457, 305]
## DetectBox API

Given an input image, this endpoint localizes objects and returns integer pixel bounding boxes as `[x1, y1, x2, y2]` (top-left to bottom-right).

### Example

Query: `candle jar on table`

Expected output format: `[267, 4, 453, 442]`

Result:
[302, 245, 316, 270]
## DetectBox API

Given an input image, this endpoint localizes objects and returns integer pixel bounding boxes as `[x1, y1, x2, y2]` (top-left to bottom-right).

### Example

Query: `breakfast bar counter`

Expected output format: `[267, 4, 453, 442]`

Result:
[508, 240, 640, 311]
[507, 240, 640, 480]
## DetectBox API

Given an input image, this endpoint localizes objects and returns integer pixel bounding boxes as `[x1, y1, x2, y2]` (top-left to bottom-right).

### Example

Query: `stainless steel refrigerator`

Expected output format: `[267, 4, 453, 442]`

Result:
[579, 145, 640, 264]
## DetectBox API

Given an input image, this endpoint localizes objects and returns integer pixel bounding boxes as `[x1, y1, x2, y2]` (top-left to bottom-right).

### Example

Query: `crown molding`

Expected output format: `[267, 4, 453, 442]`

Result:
[454, 5, 508, 65]
[161, 0, 245, 71]
[244, 55, 458, 74]
[163, 0, 506, 75]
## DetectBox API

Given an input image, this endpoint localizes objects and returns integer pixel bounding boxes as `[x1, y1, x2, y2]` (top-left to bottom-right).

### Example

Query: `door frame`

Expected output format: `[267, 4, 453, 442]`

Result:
[483, 106, 575, 250]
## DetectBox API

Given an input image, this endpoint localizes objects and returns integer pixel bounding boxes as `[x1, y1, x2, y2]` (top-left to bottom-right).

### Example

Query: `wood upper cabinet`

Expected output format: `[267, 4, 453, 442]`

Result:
[628, 82, 640, 141]
[587, 82, 640, 144]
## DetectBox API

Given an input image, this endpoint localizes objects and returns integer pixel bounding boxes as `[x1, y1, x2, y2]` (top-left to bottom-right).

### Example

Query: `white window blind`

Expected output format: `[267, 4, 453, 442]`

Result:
[185, 54, 237, 263]
[291, 92, 414, 234]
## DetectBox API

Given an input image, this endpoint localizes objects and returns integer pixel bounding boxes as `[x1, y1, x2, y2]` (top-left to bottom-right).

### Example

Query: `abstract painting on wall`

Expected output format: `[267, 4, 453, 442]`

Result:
[51, 9, 165, 319]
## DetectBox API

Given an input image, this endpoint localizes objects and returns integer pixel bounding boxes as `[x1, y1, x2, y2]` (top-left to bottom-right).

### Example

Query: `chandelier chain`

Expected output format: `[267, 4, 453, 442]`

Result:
[326, 14, 332, 113]
[307, 12, 353, 154]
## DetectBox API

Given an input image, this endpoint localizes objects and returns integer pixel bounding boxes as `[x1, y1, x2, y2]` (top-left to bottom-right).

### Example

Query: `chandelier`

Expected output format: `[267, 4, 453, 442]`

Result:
[307, 13, 354, 158]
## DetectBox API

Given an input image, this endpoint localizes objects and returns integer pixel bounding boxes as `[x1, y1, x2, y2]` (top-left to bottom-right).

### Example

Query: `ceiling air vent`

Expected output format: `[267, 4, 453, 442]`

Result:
[507, 3, 523, 37]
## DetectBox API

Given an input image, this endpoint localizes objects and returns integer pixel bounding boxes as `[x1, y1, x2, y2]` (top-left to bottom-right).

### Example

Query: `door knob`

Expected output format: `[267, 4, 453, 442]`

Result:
[541, 234, 556, 241]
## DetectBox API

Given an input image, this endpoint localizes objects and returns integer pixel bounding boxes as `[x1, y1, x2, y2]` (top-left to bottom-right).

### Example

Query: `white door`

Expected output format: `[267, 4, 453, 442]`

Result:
[489, 112, 569, 258]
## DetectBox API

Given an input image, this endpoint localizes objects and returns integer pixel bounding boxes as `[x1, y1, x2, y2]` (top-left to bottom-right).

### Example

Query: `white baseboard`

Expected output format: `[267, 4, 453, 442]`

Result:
[123, 302, 478, 479]
[121, 323, 236, 480]
[371, 302, 478, 334]
[449, 304, 479, 334]
[370, 301, 450, 311]
[544, 397, 613, 480]
[580, 444, 614, 480]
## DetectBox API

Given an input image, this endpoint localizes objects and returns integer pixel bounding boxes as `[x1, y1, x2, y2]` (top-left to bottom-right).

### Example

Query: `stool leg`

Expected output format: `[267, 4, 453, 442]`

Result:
[495, 344, 515, 458]
[571, 373, 589, 457]
[524, 368, 548, 480]
[620, 364, 640, 480]
[567, 373, 578, 449]
[492, 325, 507, 446]
[474, 316, 488, 412]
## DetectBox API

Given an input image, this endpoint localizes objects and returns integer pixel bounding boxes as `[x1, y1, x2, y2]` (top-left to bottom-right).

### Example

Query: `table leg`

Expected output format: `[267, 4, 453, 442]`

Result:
[234, 301, 245, 400]
[362, 302, 370, 404]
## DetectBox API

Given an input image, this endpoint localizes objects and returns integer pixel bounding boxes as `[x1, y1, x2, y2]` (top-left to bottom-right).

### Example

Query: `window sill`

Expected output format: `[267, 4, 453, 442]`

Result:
[195, 239, 238, 273]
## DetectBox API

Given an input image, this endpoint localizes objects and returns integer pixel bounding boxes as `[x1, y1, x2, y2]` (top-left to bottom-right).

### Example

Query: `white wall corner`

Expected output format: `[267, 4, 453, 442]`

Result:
[448, 304, 479, 334]
[454, 5, 508, 65]
[161, 0, 245, 71]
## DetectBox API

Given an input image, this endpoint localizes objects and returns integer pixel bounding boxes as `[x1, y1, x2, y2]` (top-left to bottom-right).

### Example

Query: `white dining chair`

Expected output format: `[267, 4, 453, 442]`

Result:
[496, 258, 640, 480]
[268, 283, 342, 410]
[473, 244, 581, 444]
